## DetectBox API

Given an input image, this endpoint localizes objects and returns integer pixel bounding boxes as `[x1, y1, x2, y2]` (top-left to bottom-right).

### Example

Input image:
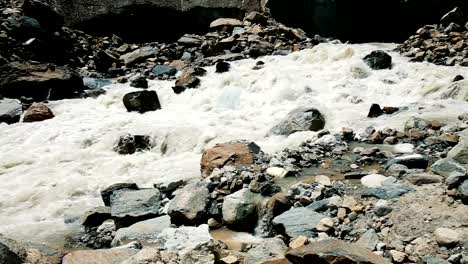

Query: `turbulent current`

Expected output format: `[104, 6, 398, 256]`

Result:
[0, 43, 467, 246]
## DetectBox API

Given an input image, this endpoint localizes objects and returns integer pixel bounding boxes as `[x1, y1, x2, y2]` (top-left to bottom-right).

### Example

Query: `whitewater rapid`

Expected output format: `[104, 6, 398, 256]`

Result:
[0, 43, 467, 246]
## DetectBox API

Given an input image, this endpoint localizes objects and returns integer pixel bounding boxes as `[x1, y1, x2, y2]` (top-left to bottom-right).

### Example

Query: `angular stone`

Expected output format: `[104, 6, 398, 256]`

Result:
[434, 228, 462, 247]
[62, 247, 139, 264]
[80, 206, 111, 227]
[458, 180, 468, 203]
[0, 242, 21, 264]
[167, 181, 210, 225]
[110, 189, 162, 227]
[111, 215, 171, 247]
[361, 185, 414, 200]
[222, 189, 260, 231]
[363, 50, 392, 70]
[356, 229, 379, 250]
[385, 154, 429, 170]
[101, 183, 138, 207]
[245, 237, 288, 264]
[447, 129, 468, 166]
[0, 62, 84, 101]
[173, 67, 201, 94]
[210, 18, 243, 28]
[122, 91, 161, 113]
[270, 107, 325, 136]
[272, 207, 327, 238]
[129, 76, 148, 89]
[152, 65, 177, 77]
[286, 239, 391, 264]
[446, 172, 467, 189]
[156, 224, 215, 253]
[23, 103, 54, 122]
[120, 47, 156, 65]
[405, 173, 442, 186]
[431, 158, 467, 177]
[0, 98, 22, 124]
[114, 134, 152, 155]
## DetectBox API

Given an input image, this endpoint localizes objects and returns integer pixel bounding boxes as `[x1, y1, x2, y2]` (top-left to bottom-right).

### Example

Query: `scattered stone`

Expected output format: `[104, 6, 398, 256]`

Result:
[101, 183, 138, 207]
[266, 167, 290, 178]
[431, 158, 467, 177]
[434, 228, 462, 247]
[167, 181, 210, 226]
[0, 98, 22, 124]
[289, 236, 309, 249]
[221, 255, 239, 264]
[173, 68, 201, 93]
[363, 50, 392, 70]
[315, 217, 334, 232]
[422, 256, 451, 264]
[114, 134, 152, 155]
[0, 62, 83, 101]
[458, 180, 468, 203]
[154, 179, 186, 193]
[156, 224, 215, 256]
[111, 215, 171, 247]
[446, 171, 467, 189]
[80, 206, 111, 227]
[356, 229, 379, 250]
[62, 246, 139, 264]
[222, 189, 260, 231]
[447, 129, 468, 166]
[406, 173, 442, 185]
[23, 103, 54, 122]
[270, 107, 325, 136]
[244, 237, 288, 264]
[210, 18, 243, 28]
[120, 46, 156, 65]
[122, 90, 161, 113]
[390, 250, 407, 263]
[385, 154, 429, 170]
[361, 174, 388, 188]
[286, 239, 391, 264]
[245, 11, 268, 25]
[373, 200, 392, 217]
[216, 61, 230, 73]
[200, 141, 261, 177]
[453, 75, 464, 82]
[315, 175, 331, 186]
[152, 65, 177, 77]
[404, 117, 431, 132]
[362, 185, 414, 199]
[110, 189, 162, 227]
[129, 76, 148, 89]
[272, 207, 326, 238]
[207, 218, 222, 229]
[367, 104, 384, 118]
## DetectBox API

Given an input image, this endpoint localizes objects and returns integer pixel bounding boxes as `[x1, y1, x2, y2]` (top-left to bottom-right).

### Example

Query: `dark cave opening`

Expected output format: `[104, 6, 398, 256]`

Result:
[267, 0, 468, 43]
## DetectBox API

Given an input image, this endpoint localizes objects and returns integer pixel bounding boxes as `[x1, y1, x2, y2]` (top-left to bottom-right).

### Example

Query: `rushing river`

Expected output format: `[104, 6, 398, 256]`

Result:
[0, 43, 467, 246]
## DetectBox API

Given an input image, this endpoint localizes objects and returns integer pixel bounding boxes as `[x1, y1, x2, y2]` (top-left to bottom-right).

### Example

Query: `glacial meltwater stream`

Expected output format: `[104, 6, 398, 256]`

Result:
[0, 43, 467, 247]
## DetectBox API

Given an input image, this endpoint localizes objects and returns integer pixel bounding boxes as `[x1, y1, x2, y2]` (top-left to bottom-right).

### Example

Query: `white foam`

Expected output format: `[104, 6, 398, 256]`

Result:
[0, 43, 467, 245]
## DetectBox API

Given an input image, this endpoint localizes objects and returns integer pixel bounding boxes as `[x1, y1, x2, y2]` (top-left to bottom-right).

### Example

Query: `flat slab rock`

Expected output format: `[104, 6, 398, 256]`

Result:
[272, 207, 327, 238]
[110, 189, 161, 227]
[286, 239, 391, 264]
[111, 215, 171, 247]
[62, 247, 139, 264]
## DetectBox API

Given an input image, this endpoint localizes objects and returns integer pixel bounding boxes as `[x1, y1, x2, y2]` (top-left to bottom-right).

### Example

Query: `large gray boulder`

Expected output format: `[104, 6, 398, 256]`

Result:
[167, 182, 210, 225]
[51, 0, 262, 27]
[222, 189, 261, 231]
[110, 189, 162, 227]
[270, 107, 326, 136]
[111, 215, 171, 247]
[272, 207, 327, 238]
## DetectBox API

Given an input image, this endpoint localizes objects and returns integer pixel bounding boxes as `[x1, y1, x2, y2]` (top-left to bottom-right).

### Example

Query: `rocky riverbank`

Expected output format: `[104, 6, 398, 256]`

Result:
[398, 7, 468, 66]
[1, 1, 468, 264]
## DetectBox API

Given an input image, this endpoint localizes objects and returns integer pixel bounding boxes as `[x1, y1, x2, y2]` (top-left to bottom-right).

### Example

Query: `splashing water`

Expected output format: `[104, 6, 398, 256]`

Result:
[0, 43, 467, 246]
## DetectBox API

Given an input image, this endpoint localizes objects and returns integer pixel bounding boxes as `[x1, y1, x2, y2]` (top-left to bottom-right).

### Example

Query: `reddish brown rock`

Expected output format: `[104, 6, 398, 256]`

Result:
[201, 142, 261, 177]
[23, 103, 54, 122]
